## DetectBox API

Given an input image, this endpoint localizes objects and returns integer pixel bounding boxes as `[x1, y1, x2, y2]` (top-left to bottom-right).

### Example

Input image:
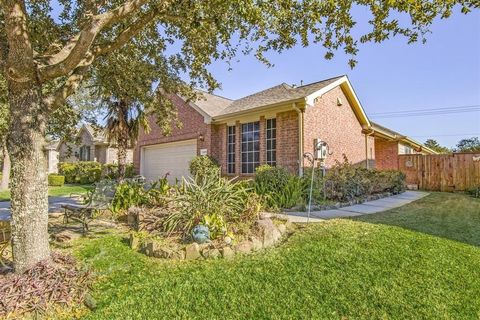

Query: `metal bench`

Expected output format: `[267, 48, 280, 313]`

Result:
[62, 180, 117, 233]
[0, 220, 11, 268]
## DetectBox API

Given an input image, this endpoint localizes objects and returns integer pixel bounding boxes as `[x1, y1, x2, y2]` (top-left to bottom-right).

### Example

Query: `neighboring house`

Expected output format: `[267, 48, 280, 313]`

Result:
[372, 122, 437, 170]
[54, 124, 133, 169]
[45, 140, 60, 174]
[135, 75, 381, 182]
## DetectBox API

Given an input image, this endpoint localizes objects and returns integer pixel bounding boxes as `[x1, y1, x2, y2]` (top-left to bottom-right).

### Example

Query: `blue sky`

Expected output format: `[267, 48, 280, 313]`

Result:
[207, 9, 480, 148]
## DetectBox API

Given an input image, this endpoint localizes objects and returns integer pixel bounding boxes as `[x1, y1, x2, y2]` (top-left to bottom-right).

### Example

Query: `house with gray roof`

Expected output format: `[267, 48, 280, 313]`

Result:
[51, 124, 133, 172]
[134, 75, 433, 182]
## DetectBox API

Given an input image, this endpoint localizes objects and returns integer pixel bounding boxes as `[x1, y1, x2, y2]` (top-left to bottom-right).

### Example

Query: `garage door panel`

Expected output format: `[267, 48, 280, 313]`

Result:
[141, 140, 197, 183]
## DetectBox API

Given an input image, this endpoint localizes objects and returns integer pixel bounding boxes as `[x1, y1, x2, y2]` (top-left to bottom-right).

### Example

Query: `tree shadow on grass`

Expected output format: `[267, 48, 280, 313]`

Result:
[351, 192, 480, 247]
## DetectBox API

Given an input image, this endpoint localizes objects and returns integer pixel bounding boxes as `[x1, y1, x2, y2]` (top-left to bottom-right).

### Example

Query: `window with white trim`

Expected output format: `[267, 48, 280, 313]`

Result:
[227, 126, 236, 174]
[241, 121, 260, 174]
[266, 118, 276, 166]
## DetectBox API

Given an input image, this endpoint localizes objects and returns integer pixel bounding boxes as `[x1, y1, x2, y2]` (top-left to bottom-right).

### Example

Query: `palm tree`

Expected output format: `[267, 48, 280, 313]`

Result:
[104, 99, 149, 181]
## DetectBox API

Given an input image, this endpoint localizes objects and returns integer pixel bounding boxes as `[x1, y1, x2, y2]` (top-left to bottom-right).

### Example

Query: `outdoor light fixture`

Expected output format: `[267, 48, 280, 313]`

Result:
[198, 134, 204, 142]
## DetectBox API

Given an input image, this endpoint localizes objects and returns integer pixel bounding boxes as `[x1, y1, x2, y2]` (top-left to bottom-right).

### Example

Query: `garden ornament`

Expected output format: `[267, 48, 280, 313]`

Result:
[192, 225, 210, 244]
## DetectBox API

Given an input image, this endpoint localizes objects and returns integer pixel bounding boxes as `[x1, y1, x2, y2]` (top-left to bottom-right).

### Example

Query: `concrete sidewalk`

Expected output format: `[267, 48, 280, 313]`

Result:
[280, 191, 429, 223]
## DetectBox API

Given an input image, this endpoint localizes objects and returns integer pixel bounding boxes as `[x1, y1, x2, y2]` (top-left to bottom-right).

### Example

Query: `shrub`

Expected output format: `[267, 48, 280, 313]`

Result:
[163, 175, 251, 235]
[111, 178, 170, 213]
[466, 185, 480, 198]
[103, 163, 135, 179]
[189, 156, 220, 180]
[58, 162, 136, 184]
[324, 157, 406, 202]
[59, 161, 102, 184]
[48, 174, 65, 187]
[58, 162, 77, 184]
[254, 165, 305, 209]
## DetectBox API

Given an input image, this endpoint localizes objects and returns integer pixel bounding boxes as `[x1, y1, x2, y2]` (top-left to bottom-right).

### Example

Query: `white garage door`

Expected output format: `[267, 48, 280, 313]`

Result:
[141, 139, 197, 183]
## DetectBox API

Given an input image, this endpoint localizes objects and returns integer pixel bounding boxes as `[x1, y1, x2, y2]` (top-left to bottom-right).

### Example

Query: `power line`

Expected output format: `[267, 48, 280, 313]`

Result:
[409, 133, 480, 138]
[369, 104, 480, 118]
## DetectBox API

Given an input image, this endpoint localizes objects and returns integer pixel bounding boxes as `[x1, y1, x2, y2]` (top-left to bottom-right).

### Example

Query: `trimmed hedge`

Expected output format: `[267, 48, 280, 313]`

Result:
[59, 161, 101, 184]
[253, 159, 406, 208]
[48, 174, 65, 187]
[324, 158, 406, 202]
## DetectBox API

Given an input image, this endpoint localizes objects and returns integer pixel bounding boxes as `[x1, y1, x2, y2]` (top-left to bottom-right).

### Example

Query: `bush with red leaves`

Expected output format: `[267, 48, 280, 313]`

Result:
[0, 252, 92, 318]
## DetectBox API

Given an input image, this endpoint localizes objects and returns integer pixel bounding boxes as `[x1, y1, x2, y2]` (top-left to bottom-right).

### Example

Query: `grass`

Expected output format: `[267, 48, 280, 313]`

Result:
[0, 184, 92, 202]
[73, 192, 480, 319]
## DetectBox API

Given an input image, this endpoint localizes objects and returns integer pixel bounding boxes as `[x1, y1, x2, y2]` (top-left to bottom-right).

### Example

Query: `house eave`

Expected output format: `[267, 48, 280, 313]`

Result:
[211, 98, 307, 123]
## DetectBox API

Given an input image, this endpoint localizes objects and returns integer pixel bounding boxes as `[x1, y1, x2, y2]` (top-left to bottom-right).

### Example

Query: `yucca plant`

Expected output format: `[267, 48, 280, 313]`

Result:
[163, 175, 251, 235]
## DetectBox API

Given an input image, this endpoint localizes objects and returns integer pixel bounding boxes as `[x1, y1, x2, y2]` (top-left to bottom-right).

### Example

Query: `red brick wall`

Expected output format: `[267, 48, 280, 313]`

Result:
[303, 86, 373, 168]
[374, 138, 399, 170]
[133, 95, 211, 172]
[276, 110, 300, 174]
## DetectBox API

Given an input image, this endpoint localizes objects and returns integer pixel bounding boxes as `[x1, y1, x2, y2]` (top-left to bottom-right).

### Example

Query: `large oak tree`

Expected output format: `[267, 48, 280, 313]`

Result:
[0, 0, 476, 272]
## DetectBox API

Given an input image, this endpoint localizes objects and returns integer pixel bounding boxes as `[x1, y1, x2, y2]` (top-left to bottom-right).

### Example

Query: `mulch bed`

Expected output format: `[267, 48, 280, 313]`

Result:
[0, 252, 92, 318]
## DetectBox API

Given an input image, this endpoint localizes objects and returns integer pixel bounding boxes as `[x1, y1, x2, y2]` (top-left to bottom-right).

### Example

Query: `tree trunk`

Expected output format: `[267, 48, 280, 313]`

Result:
[7, 84, 50, 273]
[117, 137, 128, 182]
[0, 145, 10, 190]
[5, 0, 51, 273]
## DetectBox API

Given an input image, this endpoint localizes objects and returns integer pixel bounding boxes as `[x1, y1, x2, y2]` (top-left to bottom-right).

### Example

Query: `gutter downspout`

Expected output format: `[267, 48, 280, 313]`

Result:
[364, 128, 375, 169]
[293, 103, 305, 177]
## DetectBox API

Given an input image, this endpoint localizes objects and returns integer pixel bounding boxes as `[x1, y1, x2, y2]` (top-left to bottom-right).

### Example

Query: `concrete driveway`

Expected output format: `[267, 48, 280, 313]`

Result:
[0, 196, 81, 221]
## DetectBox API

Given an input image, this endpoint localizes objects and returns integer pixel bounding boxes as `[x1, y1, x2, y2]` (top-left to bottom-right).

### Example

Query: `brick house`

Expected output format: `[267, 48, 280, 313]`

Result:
[372, 122, 436, 170]
[134, 75, 432, 182]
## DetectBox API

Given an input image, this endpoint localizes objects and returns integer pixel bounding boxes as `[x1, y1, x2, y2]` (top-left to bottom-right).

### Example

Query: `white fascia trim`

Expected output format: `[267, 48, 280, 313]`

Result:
[305, 76, 371, 128]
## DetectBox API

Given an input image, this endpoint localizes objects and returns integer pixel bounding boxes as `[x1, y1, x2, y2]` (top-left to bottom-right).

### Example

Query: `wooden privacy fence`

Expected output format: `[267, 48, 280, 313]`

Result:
[398, 153, 480, 192]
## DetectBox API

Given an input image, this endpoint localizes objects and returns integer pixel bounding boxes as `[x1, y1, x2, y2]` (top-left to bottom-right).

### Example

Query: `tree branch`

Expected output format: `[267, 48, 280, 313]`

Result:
[43, 54, 94, 110]
[93, 9, 158, 56]
[38, 0, 149, 81]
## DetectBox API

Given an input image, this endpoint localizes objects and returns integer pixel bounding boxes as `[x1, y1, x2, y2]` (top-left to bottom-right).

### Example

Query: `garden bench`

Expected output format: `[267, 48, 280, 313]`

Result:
[62, 180, 117, 233]
[0, 220, 11, 268]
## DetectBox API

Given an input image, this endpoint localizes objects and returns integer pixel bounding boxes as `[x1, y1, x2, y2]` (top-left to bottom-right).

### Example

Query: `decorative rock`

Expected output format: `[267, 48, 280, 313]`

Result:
[154, 247, 174, 259]
[277, 224, 286, 235]
[234, 241, 253, 254]
[185, 243, 201, 260]
[203, 248, 221, 259]
[221, 246, 235, 259]
[127, 207, 141, 229]
[171, 250, 185, 260]
[256, 219, 281, 248]
[223, 236, 232, 245]
[145, 241, 160, 257]
[129, 233, 139, 249]
[250, 236, 263, 251]
[259, 212, 273, 220]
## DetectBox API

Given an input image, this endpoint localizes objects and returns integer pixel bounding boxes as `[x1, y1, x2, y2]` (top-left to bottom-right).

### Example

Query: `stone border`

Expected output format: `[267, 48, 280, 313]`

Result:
[284, 191, 405, 212]
[130, 214, 294, 261]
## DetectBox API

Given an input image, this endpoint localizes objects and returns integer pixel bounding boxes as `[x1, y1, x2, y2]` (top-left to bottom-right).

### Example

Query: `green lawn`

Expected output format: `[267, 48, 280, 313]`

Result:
[74, 193, 480, 319]
[0, 184, 92, 202]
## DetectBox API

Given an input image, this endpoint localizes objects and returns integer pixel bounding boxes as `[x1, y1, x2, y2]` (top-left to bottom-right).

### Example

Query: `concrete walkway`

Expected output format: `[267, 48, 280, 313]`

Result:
[280, 191, 429, 223]
[0, 196, 81, 221]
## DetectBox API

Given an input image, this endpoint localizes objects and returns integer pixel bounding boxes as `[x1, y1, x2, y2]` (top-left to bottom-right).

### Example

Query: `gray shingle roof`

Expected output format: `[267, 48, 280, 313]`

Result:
[83, 124, 107, 142]
[193, 90, 232, 117]
[191, 76, 344, 118]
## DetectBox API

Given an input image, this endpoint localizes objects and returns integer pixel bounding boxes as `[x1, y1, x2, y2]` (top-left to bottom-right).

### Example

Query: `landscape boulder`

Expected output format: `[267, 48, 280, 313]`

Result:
[185, 243, 202, 260]
[256, 219, 281, 248]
